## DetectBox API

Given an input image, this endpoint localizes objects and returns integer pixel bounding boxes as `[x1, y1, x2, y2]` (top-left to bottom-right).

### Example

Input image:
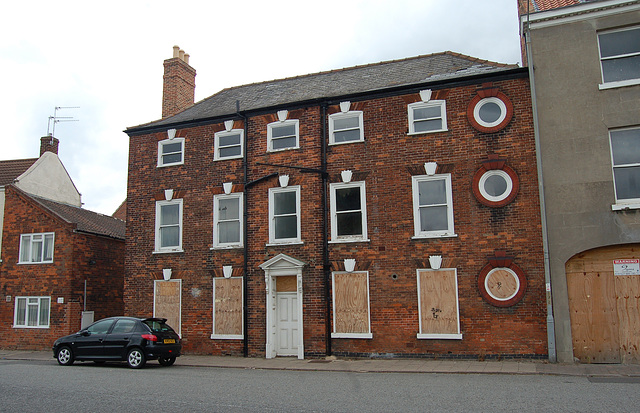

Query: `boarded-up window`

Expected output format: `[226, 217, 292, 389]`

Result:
[212, 277, 243, 339]
[417, 269, 462, 339]
[332, 271, 372, 339]
[154, 280, 182, 336]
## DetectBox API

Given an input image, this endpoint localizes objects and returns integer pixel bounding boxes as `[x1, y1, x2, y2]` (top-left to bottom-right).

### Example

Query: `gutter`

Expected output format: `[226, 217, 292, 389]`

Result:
[523, 9, 557, 363]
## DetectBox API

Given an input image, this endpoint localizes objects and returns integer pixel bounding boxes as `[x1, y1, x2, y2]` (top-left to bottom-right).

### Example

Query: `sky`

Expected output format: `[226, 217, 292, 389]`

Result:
[0, 0, 522, 215]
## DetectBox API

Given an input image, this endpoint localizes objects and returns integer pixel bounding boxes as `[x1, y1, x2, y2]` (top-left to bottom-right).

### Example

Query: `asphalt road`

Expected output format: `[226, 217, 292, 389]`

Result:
[1, 359, 639, 412]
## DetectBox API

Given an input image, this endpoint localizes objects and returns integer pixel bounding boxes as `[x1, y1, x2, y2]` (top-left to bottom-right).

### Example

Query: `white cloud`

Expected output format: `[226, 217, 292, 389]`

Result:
[0, 0, 521, 215]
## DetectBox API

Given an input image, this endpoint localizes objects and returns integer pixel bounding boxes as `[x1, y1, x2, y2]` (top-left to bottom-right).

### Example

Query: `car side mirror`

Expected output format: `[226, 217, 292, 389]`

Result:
[80, 330, 90, 336]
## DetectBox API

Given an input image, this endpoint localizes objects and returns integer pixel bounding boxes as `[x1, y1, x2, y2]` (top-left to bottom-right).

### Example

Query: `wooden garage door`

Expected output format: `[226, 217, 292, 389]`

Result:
[566, 244, 640, 363]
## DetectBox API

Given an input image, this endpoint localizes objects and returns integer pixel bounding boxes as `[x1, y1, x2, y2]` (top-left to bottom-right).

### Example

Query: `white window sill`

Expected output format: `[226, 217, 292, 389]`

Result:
[157, 162, 184, 168]
[210, 245, 243, 250]
[407, 129, 448, 136]
[599, 78, 640, 90]
[214, 155, 243, 161]
[18, 261, 53, 265]
[417, 333, 462, 340]
[331, 333, 373, 339]
[612, 203, 640, 211]
[153, 249, 184, 254]
[267, 146, 300, 153]
[412, 233, 458, 240]
[13, 325, 50, 329]
[211, 334, 244, 340]
[329, 238, 370, 244]
[266, 241, 304, 247]
[329, 139, 364, 146]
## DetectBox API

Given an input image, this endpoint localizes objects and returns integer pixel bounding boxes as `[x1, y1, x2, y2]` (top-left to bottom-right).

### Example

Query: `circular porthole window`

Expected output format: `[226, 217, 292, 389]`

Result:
[478, 264, 527, 307]
[472, 164, 519, 208]
[467, 91, 513, 133]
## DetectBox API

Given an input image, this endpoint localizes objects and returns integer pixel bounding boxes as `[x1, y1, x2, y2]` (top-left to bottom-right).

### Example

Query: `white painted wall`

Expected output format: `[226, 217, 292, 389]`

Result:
[14, 152, 81, 207]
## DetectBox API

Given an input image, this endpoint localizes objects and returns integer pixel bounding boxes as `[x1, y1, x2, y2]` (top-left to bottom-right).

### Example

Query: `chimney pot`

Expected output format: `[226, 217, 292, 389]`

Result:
[184, 53, 190, 65]
[162, 46, 196, 118]
[179, 49, 185, 60]
[173, 45, 180, 58]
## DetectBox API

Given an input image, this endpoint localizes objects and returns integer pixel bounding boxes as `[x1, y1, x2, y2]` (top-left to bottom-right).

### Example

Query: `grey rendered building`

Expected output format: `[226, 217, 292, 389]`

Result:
[520, 0, 640, 363]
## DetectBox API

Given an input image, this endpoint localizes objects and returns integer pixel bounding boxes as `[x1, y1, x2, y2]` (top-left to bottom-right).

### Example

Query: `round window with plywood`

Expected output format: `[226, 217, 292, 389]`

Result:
[478, 264, 527, 307]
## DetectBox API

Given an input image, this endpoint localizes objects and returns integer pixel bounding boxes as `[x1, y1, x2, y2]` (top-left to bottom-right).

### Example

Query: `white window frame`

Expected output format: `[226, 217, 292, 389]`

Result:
[211, 276, 244, 340]
[13, 296, 50, 328]
[267, 119, 299, 152]
[331, 271, 373, 339]
[268, 186, 302, 245]
[412, 174, 456, 238]
[214, 129, 244, 161]
[157, 138, 185, 167]
[329, 111, 364, 145]
[155, 199, 183, 253]
[408, 100, 447, 135]
[213, 193, 243, 248]
[597, 26, 640, 90]
[18, 232, 55, 264]
[610, 127, 640, 210]
[330, 181, 369, 243]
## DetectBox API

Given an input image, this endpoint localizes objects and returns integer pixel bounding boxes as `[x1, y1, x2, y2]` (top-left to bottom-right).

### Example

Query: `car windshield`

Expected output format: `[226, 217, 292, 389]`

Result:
[143, 320, 175, 333]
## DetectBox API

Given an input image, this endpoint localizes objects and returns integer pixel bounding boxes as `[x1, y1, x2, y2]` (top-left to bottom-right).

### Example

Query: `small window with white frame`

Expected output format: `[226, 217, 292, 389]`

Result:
[408, 100, 447, 134]
[158, 138, 185, 167]
[14, 296, 50, 328]
[214, 129, 243, 160]
[330, 181, 368, 242]
[268, 186, 301, 244]
[412, 174, 455, 238]
[155, 199, 183, 252]
[213, 193, 243, 248]
[267, 119, 299, 152]
[329, 111, 364, 145]
[610, 127, 640, 208]
[598, 26, 640, 88]
[19, 232, 54, 264]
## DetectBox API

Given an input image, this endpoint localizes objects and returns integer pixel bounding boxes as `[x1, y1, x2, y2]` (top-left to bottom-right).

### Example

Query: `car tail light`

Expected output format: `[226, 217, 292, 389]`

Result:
[141, 334, 157, 342]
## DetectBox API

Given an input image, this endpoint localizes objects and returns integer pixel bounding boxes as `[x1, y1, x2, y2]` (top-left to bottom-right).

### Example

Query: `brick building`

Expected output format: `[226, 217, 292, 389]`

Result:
[124, 47, 548, 359]
[0, 139, 125, 350]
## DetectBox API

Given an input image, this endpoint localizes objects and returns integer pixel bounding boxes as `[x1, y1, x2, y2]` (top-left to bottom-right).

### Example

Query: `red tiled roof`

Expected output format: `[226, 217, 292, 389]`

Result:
[0, 158, 38, 186]
[534, 0, 581, 11]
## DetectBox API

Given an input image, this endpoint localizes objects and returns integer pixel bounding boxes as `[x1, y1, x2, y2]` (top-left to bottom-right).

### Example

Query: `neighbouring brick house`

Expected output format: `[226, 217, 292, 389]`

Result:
[0, 139, 125, 350]
[124, 46, 547, 359]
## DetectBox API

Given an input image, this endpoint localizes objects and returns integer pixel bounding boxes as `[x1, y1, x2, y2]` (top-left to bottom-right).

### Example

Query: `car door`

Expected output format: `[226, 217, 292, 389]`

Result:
[102, 319, 138, 359]
[73, 319, 115, 358]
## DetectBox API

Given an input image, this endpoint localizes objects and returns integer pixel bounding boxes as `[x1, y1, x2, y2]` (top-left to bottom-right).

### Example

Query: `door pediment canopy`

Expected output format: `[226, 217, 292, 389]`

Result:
[259, 253, 306, 270]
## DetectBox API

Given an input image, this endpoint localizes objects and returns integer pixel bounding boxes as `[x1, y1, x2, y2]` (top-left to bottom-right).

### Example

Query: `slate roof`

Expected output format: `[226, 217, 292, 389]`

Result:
[30, 194, 126, 240]
[0, 158, 38, 186]
[128, 51, 518, 133]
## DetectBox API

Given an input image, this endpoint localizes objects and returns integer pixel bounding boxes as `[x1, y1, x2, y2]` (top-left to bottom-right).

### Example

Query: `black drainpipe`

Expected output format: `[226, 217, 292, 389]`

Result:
[238, 101, 249, 358]
[321, 103, 331, 357]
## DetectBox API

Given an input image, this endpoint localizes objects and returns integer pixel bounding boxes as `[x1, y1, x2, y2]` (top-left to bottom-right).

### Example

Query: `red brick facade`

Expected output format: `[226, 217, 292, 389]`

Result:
[0, 186, 124, 349]
[126, 68, 548, 359]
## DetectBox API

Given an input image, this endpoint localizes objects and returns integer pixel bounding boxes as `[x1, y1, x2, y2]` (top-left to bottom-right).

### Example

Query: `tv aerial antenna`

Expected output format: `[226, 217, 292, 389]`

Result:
[47, 106, 79, 137]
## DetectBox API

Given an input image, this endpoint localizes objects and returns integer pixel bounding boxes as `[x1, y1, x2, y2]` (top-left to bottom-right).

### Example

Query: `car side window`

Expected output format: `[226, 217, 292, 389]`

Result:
[87, 319, 115, 335]
[111, 319, 137, 334]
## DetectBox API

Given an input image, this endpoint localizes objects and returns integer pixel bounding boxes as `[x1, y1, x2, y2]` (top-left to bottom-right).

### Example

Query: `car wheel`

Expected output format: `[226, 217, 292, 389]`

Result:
[126, 348, 146, 369]
[158, 356, 176, 366]
[57, 346, 74, 366]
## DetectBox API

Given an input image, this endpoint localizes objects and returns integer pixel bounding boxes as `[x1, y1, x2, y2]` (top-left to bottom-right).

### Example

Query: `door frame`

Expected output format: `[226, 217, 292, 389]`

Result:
[260, 254, 305, 359]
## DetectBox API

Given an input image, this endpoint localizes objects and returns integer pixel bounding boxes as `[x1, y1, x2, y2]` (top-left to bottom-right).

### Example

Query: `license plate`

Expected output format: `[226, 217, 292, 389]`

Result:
[164, 339, 175, 344]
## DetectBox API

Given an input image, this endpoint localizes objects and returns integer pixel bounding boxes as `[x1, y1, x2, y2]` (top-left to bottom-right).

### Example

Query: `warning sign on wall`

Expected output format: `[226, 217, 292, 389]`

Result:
[613, 259, 640, 276]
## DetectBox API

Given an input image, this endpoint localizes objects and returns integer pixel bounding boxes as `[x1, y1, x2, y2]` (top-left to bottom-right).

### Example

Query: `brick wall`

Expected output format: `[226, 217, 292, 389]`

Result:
[0, 186, 124, 350]
[126, 74, 547, 358]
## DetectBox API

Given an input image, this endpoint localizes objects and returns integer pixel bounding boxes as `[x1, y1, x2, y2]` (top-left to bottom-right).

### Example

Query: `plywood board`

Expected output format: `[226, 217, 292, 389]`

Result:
[154, 280, 181, 335]
[276, 276, 297, 292]
[615, 275, 640, 363]
[333, 272, 369, 334]
[214, 278, 243, 336]
[418, 270, 459, 335]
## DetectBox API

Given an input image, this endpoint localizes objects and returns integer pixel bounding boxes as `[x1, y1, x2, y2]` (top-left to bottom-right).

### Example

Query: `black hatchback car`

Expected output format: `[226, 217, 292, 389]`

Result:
[52, 317, 181, 369]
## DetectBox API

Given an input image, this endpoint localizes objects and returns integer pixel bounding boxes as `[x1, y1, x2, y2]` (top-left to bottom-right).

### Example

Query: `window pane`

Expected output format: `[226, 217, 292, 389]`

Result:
[219, 134, 241, 147]
[414, 119, 443, 133]
[27, 301, 38, 326]
[274, 216, 297, 239]
[334, 129, 361, 143]
[418, 180, 447, 206]
[218, 198, 239, 220]
[336, 187, 361, 212]
[219, 146, 241, 158]
[162, 153, 182, 164]
[484, 174, 508, 197]
[88, 319, 115, 334]
[219, 221, 240, 243]
[39, 298, 50, 326]
[272, 136, 297, 150]
[160, 204, 180, 225]
[599, 28, 640, 58]
[43, 234, 54, 261]
[602, 55, 640, 83]
[614, 166, 640, 200]
[611, 129, 640, 165]
[337, 212, 363, 236]
[20, 236, 31, 262]
[16, 298, 26, 325]
[271, 124, 296, 138]
[160, 226, 180, 247]
[31, 238, 43, 262]
[162, 142, 183, 154]
[334, 116, 360, 130]
[478, 102, 502, 124]
[274, 191, 296, 215]
[413, 106, 441, 120]
[420, 206, 449, 232]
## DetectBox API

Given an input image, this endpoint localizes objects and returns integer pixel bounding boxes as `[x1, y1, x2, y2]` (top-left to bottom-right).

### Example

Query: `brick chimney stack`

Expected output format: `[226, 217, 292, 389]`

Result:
[40, 136, 59, 156]
[162, 45, 196, 119]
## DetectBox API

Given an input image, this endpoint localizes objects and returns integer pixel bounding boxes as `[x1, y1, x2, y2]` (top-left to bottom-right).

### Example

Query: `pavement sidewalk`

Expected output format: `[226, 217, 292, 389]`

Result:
[3, 350, 640, 377]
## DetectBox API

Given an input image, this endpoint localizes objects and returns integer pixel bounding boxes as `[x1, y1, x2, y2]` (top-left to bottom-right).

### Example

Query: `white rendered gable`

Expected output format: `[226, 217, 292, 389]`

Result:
[14, 152, 81, 207]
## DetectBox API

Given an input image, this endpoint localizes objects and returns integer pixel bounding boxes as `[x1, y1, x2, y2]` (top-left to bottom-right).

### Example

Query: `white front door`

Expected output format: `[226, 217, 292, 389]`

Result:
[276, 292, 298, 356]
